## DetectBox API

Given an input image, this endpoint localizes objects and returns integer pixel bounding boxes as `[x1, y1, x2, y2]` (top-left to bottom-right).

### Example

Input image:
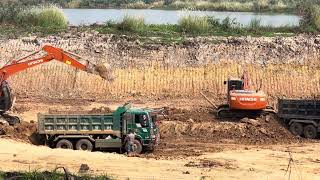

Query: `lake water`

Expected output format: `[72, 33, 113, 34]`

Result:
[63, 9, 300, 27]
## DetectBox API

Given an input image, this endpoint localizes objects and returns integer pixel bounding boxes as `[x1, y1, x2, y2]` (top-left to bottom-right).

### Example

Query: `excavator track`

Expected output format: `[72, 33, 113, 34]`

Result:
[217, 104, 274, 119]
[0, 113, 20, 125]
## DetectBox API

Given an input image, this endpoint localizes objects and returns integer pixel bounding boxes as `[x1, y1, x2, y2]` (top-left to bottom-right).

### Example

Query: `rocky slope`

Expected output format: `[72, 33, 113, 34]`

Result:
[1, 30, 320, 67]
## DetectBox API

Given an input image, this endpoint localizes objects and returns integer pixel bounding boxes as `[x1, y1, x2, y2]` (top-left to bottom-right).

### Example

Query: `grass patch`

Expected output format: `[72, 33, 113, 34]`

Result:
[299, 3, 320, 32]
[0, 0, 301, 13]
[15, 4, 67, 29]
[95, 15, 298, 45]
[311, 5, 320, 30]
[117, 15, 145, 32]
[179, 15, 210, 34]
[0, 170, 114, 180]
[126, 1, 149, 9]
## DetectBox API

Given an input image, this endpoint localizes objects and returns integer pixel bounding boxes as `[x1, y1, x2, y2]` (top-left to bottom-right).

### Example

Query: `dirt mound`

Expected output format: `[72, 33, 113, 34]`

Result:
[185, 159, 237, 169]
[94, 63, 115, 81]
[0, 121, 37, 143]
[159, 108, 302, 145]
[88, 106, 112, 114]
[161, 107, 214, 122]
[48, 106, 112, 114]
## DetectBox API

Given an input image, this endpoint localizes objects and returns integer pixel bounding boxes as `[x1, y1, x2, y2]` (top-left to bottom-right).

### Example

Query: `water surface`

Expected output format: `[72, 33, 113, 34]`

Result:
[63, 9, 300, 27]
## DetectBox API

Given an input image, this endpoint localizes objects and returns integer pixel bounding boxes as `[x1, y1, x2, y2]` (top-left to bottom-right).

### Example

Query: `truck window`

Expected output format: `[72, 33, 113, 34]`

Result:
[135, 114, 149, 127]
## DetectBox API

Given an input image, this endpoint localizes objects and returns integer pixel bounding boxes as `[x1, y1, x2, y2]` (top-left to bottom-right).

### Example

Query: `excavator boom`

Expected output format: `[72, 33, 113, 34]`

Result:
[0, 45, 114, 125]
[0, 45, 109, 81]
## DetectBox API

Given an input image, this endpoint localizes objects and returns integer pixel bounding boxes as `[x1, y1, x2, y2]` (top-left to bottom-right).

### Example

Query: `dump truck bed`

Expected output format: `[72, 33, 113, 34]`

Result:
[37, 113, 120, 136]
[278, 99, 320, 119]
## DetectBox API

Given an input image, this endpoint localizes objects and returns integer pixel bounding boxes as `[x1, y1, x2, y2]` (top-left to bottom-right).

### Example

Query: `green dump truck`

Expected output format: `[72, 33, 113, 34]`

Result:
[37, 103, 160, 154]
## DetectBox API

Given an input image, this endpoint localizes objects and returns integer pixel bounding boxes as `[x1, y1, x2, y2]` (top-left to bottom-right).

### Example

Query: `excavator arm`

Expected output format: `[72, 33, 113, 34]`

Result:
[0, 45, 113, 121]
[0, 45, 105, 81]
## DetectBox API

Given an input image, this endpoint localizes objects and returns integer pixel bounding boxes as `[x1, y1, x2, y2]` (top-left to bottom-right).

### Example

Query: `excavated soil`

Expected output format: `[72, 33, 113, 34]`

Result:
[0, 105, 305, 159]
[160, 107, 299, 144]
[0, 121, 37, 143]
[142, 107, 304, 158]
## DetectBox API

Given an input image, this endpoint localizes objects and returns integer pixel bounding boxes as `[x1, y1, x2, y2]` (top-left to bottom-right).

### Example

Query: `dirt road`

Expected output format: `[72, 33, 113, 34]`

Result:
[0, 139, 319, 180]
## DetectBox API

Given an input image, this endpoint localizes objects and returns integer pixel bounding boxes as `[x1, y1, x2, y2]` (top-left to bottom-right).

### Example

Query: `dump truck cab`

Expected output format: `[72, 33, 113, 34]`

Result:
[123, 107, 159, 150]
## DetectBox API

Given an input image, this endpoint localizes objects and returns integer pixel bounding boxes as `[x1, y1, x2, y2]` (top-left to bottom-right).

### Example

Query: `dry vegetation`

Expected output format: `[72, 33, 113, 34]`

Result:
[8, 62, 320, 101]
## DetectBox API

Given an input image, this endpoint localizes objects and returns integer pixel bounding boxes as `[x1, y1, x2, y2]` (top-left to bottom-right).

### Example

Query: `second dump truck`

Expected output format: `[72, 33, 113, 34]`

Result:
[37, 103, 160, 154]
[278, 99, 320, 139]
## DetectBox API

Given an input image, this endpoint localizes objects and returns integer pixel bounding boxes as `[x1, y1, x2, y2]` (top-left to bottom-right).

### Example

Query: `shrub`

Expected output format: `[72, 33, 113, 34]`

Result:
[66, 0, 82, 8]
[15, 4, 67, 28]
[311, 5, 320, 30]
[117, 15, 145, 32]
[221, 17, 239, 31]
[126, 1, 149, 9]
[0, 3, 23, 23]
[249, 18, 262, 29]
[299, 4, 320, 31]
[178, 15, 209, 34]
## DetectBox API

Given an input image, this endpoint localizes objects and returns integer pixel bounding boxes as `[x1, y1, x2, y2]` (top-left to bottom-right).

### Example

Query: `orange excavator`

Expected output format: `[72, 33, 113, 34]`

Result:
[0, 45, 113, 125]
[201, 71, 274, 118]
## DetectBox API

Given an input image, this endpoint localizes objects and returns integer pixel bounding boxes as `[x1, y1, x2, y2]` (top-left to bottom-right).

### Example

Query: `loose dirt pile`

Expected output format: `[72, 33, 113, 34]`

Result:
[48, 106, 112, 114]
[0, 121, 37, 143]
[159, 107, 300, 145]
[185, 159, 237, 169]
[93, 62, 115, 81]
[149, 107, 305, 159]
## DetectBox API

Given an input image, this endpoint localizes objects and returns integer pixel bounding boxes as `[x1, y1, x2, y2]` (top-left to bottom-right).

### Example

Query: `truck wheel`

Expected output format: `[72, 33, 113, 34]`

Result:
[289, 123, 303, 136]
[56, 139, 73, 149]
[126, 140, 143, 154]
[133, 140, 143, 154]
[75, 139, 93, 151]
[303, 125, 317, 139]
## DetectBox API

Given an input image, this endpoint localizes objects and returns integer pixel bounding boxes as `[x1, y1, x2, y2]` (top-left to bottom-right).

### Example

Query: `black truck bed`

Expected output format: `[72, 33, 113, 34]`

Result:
[277, 99, 320, 120]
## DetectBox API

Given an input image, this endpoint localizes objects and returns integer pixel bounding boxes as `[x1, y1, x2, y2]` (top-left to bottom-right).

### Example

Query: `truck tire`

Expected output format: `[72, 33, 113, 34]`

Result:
[303, 125, 317, 139]
[126, 140, 143, 154]
[289, 123, 303, 136]
[56, 139, 73, 149]
[75, 139, 93, 151]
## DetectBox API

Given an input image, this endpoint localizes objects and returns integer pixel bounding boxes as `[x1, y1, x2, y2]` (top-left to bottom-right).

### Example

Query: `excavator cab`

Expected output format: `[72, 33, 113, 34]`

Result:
[0, 81, 13, 113]
[0, 81, 19, 125]
[224, 78, 244, 92]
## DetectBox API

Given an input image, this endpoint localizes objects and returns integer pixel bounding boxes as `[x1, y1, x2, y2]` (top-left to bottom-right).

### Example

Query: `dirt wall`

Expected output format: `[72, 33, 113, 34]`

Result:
[1, 31, 320, 99]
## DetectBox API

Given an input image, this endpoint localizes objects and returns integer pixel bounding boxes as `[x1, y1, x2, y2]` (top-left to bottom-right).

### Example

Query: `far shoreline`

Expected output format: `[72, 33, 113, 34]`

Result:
[60, 7, 298, 15]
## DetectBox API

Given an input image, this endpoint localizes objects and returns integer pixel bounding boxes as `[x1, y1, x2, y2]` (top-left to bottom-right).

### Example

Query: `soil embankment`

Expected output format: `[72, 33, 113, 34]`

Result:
[1, 31, 320, 67]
